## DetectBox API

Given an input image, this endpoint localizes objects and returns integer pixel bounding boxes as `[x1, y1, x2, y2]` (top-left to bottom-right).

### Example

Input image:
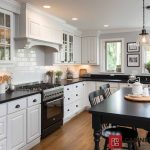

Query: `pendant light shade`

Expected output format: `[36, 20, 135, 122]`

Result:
[137, 0, 150, 46]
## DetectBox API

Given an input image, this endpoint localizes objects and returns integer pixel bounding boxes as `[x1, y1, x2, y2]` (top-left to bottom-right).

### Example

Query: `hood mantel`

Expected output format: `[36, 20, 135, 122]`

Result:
[15, 37, 61, 51]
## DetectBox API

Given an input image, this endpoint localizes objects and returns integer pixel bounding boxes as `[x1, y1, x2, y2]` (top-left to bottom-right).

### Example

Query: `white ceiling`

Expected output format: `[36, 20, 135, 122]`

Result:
[15, 0, 150, 31]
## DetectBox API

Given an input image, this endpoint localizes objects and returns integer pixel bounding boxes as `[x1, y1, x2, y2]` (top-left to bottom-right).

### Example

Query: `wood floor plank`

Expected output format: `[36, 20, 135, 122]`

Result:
[31, 111, 150, 150]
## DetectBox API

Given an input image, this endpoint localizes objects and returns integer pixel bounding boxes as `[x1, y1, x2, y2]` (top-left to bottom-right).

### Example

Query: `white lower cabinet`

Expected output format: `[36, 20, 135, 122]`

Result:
[27, 105, 41, 143]
[7, 109, 26, 150]
[0, 93, 42, 150]
[0, 117, 6, 141]
[0, 139, 6, 150]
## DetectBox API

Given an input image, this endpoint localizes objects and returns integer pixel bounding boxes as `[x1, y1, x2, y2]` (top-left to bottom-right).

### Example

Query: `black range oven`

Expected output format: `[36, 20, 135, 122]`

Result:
[41, 86, 64, 138]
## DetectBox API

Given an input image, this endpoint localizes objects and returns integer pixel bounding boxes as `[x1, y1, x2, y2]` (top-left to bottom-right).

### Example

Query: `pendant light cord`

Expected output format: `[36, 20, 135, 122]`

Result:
[143, 0, 145, 29]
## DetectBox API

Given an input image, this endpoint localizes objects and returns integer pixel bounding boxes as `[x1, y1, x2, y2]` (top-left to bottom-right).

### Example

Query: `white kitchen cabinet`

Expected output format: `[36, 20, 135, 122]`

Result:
[64, 82, 84, 122]
[7, 109, 26, 150]
[0, 139, 6, 150]
[27, 104, 41, 143]
[0, 8, 13, 64]
[73, 35, 81, 64]
[81, 36, 99, 65]
[119, 83, 129, 88]
[0, 117, 6, 141]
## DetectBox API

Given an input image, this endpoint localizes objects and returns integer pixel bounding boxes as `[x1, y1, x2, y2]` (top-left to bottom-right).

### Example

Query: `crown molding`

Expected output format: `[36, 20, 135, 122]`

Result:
[0, 0, 20, 14]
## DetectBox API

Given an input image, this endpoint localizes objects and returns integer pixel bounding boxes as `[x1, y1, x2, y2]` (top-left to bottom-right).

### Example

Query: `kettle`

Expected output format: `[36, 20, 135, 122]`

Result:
[132, 81, 143, 95]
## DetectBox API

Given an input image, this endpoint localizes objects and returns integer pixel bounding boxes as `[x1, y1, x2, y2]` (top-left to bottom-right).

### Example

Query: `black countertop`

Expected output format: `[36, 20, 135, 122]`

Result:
[0, 90, 41, 104]
[1, 74, 150, 104]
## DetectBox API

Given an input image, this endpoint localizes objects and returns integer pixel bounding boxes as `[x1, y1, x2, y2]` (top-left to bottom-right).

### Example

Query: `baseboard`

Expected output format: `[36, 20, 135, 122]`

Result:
[20, 137, 40, 150]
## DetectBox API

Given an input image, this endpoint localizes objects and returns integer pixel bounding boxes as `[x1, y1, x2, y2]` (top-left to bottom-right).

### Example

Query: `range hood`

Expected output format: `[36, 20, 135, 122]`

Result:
[15, 37, 61, 51]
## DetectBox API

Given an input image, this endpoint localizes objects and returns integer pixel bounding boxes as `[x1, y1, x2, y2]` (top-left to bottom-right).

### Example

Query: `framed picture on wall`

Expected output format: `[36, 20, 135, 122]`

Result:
[127, 54, 140, 67]
[127, 42, 140, 53]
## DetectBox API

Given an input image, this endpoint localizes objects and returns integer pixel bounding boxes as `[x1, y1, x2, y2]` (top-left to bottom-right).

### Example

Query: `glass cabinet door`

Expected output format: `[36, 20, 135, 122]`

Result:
[0, 10, 11, 61]
[68, 35, 73, 62]
[63, 33, 68, 62]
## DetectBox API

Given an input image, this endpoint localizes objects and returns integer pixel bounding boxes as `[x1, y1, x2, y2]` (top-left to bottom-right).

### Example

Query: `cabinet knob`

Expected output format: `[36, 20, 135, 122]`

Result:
[33, 99, 37, 102]
[53, 118, 56, 121]
[15, 104, 20, 109]
[76, 94, 78, 96]
[76, 86, 78, 88]
[67, 88, 69, 90]
[76, 105, 78, 107]
[67, 109, 70, 112]
[68, 98, 70, 100]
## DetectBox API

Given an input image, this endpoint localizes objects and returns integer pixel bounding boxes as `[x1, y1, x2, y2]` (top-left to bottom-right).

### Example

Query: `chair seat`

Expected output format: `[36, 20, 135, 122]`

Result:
[102, 127, 138, 141]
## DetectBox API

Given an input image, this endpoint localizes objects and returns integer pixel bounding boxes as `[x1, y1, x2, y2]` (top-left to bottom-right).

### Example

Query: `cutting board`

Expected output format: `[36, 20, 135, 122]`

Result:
[124, 95, 150, 102]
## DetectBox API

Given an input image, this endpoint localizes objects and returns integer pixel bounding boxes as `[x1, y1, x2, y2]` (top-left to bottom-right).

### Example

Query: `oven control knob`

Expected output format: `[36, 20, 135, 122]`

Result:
[53, 118, 56, 121]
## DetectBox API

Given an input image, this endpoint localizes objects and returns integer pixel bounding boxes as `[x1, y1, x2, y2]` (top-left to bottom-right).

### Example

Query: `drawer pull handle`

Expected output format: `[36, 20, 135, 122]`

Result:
[33, 99, 37, 102]
[76, 105, 78, 107]
[68, 98, 70, 100]
[15, 104, 20, 109]
[76, 94, 78, 96]
[67, 88, 69, 90]
[76, 86, 78, 88]
[67, 109, 70, 112]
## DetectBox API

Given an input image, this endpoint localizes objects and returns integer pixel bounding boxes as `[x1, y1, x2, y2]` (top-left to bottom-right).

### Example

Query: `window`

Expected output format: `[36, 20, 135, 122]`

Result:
[142, 46, 150, 73]
[101, 39, 124, 73]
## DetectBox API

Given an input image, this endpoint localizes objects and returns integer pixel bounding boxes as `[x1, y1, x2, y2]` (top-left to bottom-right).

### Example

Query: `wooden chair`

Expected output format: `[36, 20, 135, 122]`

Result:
[89, 89, 138, 150]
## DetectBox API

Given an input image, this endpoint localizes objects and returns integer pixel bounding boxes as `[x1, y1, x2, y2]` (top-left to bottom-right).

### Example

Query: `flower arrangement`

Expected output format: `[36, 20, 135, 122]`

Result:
[0, 73, 11, 84]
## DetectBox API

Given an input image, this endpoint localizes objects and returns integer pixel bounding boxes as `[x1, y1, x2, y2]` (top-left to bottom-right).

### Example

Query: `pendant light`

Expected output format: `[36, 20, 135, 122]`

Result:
[137, 0, 150, 45]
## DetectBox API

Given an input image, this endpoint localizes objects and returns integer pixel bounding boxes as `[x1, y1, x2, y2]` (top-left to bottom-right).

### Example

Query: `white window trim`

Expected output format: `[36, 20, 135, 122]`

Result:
[100, 38, 125, 73]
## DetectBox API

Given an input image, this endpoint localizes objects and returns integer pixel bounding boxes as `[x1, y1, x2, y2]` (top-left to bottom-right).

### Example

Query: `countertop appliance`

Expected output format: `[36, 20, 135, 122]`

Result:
[18, 82, 64, 139]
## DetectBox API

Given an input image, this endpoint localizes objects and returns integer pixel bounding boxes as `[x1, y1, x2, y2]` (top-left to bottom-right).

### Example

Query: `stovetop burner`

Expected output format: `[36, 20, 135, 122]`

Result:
[18, 82, 62, 91]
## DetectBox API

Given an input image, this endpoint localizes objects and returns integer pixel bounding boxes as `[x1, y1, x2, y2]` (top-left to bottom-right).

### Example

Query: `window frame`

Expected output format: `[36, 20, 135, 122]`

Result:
[142, 46, 150, 74]
[101, 38, 125, 73]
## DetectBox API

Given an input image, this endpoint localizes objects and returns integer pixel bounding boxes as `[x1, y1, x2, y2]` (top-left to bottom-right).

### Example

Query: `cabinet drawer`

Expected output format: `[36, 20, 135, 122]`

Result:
[0, 139, 6, 150]
[64, 85, 74, 94]
[0, 117, 6, 141]
[73, 100, 81, 113]
[27, 94, 41, 107]
[8, 98, 27, 114]
[0, 104, 7, 117]
[64, 96, 74, 105]
[64, 104, 73, 118]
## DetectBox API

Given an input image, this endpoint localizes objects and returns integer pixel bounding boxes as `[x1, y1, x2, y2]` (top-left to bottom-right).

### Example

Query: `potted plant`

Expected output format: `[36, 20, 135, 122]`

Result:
[55, 71, 63, 83]
[145, 61, 150, 73]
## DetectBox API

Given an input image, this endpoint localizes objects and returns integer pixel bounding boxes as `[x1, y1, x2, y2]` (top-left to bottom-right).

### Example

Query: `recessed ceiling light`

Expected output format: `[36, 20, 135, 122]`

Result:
[104, 25, 109, 28]
[72, 18, 78, 21]
[43, 5, 51, 9]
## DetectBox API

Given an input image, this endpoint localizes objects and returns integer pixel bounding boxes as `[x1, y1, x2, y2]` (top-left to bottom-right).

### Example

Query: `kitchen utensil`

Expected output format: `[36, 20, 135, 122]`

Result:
[132, 81, 143, 95]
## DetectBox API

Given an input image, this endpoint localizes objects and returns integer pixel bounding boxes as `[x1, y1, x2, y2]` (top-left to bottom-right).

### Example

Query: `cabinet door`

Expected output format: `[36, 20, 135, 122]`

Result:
[7, 110, 26, 150]
[88, 37, 98, 64]
[0, 139, 6, 150]
[73, 36, 81, 64]
[81, 37, 88, 64]
[0, 117, 6, 140]
[27, 105, 41, 143]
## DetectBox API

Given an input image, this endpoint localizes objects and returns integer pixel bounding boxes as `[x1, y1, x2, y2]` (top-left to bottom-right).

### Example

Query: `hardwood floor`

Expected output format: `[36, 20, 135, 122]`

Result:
[31, 111, 150, 150]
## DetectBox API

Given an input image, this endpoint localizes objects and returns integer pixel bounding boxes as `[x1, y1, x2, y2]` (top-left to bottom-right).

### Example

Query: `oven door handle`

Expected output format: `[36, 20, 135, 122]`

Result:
[45, 97, 63, 105]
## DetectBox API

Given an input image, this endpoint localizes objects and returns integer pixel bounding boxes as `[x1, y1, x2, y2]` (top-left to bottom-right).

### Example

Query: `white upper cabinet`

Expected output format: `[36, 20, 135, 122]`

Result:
[0, 8, 13, 64]
[73, 35, 81, 64]
[55, 33, 82, 64]
[81, 36, 99, 65]
[15, 4, 63, 45]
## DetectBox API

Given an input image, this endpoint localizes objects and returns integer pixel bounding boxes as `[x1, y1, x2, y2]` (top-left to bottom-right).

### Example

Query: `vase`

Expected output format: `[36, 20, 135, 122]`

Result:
[0, 83, 9, 94]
